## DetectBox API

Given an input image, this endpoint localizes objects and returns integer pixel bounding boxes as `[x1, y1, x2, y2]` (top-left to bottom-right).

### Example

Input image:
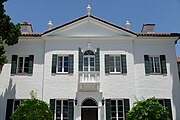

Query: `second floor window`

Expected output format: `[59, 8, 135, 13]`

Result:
[105, 54, 127, 74]
[150, 56, 161, 73]
[11, 55, 34, 75]
[57, 56, 69, 73]
[51, 54, 74, 74]
[144, 55, 167, 75]
[83, 50, 95, 72]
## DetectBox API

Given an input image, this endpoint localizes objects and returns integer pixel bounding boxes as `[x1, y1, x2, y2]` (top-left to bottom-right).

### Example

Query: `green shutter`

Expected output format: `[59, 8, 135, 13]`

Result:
[124, 99, 130, 119]
[160, 55, 167, 74]
[68, 99, 74, 120]
[28, 55, 34, 74]
[105, 55, 110, 74]
[106, 99, 111, 120]
[6, 99, 14, 120]
[79, 48, 83, 71]
[11, 55, 18, 74]
[121, 55, 127, 73]
[95, 48, 100, 71]
[69, 54, 74, 74]
[51, 54, 57, 74]
[144, 55, 150, 74]
[50, 99, 55, 120]
[164, 99, 173, 120]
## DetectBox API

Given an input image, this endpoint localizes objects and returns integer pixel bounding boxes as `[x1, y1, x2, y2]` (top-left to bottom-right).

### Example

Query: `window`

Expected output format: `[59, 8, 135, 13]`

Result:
[177, 62, 180, 80]
[17, 56, 29, 74]
[51, 54, 74, 74]
[79, 48, 100, 72]
[83, 50, 95, 72]
[153, 99, 173, 120]
[144, 55, 167, 75]
[6, 99, 24, 120]
[150, 56, 161, 73]
[105, 54, 127, 74]
[109, 56, 121, 73]
[50, 99, 74, 120]
[106, 99, 129, 120]
[57, 56, 69, 73]
[11, 55, 34, 75]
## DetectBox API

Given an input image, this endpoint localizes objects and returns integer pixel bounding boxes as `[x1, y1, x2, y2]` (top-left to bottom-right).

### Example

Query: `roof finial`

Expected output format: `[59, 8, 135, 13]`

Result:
[48, 21, 53, 30]
[86, 5, 91, 16]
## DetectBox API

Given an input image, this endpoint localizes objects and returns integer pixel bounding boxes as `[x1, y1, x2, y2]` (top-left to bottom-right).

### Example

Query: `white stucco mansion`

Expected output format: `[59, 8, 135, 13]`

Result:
[0, 6, 180, 120]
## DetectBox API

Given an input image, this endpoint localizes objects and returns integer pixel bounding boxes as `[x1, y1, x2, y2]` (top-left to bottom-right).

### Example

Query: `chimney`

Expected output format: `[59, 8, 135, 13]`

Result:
[20, 22, 33, 33]
[48, 21, 53, 30]
[141, 24, 155, 33]
[125, 21, 131, 30]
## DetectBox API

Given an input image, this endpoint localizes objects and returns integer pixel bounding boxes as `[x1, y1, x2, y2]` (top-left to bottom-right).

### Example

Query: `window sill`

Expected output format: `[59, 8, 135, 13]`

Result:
[11, 73, 32, 76]
[51, 72, 71, 76]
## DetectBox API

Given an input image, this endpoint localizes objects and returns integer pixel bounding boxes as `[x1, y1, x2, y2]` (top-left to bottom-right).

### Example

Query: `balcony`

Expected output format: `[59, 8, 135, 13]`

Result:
[78, 71, 100, 91]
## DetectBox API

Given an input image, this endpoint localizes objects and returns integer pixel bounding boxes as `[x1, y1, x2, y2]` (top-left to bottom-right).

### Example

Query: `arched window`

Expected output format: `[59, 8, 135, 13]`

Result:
[82, 98, 97, 106]
[83, 50, 95, 71]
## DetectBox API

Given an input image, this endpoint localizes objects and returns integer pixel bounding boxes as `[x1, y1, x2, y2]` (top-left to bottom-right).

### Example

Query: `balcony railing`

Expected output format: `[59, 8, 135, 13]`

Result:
[79, 71, 100, 83]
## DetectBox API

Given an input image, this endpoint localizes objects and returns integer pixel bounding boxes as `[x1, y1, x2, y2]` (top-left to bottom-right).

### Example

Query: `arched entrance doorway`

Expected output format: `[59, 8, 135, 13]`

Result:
[81, 98, 98, 120]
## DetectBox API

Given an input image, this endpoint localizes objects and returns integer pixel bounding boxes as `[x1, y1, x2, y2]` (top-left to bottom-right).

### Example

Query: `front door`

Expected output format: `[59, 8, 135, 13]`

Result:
[81, 108, 98, 120]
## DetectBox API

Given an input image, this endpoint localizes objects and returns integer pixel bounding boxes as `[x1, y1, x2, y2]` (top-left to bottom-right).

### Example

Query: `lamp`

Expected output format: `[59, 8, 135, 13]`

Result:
[102, 98, 105, 105]
[75, 98, 78, 105]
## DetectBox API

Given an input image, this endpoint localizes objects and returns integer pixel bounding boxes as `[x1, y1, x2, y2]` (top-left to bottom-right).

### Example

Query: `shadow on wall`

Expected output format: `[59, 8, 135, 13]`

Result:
[0, 79, 16, 120]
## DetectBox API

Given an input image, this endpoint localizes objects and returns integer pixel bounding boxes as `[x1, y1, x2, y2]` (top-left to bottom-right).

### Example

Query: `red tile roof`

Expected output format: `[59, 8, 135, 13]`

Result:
[21, 15, 180, 39]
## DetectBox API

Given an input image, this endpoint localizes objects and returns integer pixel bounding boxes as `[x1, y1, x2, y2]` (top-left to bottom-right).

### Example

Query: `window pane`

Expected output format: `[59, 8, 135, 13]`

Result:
[150, 57, 154, 73]
[84, 57, 88, 71]
[116, 56, 121, 72]
[14, 100, 21, 111]
[63, 100, 68, 119]
[18, 57, 23, 73]
[154, 57, 160, 73]
[56, 100, 61, 119]
[64, 56, 69, 72]
[24, 57, 29, 73]
[110, 56, 115, 72]
[58, 56, 63, 72]
[158, 100, 164, 106]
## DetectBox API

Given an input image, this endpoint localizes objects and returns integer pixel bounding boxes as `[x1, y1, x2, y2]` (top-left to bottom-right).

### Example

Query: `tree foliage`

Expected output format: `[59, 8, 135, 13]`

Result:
[11, 91, 52, 120]
[0, 0, 21, 69]
[126, 98, 170, 120]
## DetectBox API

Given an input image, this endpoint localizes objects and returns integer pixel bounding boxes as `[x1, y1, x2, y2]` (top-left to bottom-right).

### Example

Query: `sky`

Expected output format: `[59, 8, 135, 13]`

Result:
[4, 0, 180, 56]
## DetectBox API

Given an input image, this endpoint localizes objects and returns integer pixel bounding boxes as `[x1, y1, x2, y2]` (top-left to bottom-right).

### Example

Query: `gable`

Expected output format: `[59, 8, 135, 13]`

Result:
[42, 16, 137, 38]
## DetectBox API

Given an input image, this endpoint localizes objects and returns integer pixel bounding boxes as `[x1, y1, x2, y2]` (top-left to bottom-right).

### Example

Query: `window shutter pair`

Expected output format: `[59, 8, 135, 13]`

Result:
[105, 54, 127, 74]
[105, 99, 130, 120]
[78, 48, 100, 71]
[50, 99, 74, 120]
[6, 99, 14, 120]
[144, 55, 167, 74]
[11, 55, 34, 75]
[51, 54, 74, 74]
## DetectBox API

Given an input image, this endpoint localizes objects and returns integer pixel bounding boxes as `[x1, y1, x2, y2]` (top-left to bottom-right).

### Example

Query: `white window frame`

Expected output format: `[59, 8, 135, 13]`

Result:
[110, 99, 125, 120]
[83, 55, 95, 72]
[55, 99, 68, 120]
[109, 55, 122, 73]
[17, 56, 29, 74]
[149, 56, 161, 74]
[57, 55, 69, 73]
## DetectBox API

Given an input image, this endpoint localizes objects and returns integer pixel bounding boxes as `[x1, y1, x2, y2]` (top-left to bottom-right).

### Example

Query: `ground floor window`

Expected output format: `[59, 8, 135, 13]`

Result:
[6, 99, 23, 120]
[50, 99, 74, 120]
[106, 99, 130, 120]
[154, 99, 173, 120]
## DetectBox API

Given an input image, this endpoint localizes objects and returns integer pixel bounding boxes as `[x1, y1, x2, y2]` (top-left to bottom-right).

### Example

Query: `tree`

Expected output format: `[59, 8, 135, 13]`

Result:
[126, 98, 170, 120]
[11, 90, 53, 120]
[0, 0, 21, 70]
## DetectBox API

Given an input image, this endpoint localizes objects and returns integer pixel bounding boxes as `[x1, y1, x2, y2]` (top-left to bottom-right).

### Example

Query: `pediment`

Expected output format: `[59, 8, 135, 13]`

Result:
[43, 16, 136, 38]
